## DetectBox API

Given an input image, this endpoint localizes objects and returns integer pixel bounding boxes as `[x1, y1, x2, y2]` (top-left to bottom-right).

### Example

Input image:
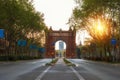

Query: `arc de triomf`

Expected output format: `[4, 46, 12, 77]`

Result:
[45, 27, 76, 58]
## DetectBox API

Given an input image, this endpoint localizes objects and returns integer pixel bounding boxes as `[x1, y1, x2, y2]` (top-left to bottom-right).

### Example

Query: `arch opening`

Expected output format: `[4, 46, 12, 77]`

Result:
[55, 40, 66, 58]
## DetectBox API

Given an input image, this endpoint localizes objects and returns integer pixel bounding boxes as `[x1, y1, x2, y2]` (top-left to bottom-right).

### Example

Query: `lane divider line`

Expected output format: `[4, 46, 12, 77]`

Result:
[35, 66, 51, 80]
[70, 67, 85, 80]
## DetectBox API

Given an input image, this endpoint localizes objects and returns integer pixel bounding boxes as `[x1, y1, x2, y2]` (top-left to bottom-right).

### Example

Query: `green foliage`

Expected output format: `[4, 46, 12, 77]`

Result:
[63, 58, 76, 66]
[71, 0, 120, 29]
[70, 0, 120, 62]
[0, 0, 47, 59]
[45, 58, 58, 66]
[0, 55, 42, 61]
[0, 0, 46, 40]
[71, 0, 120, 42]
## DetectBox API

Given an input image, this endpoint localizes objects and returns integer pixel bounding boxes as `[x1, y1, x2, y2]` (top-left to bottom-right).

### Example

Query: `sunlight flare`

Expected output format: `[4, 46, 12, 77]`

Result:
[87, 16, 111, 40]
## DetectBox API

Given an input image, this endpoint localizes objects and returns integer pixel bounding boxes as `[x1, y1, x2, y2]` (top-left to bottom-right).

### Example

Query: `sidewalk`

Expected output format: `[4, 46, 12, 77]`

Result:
[41, 58, 79, 80]
[84, 59, 120, 67]
[55, 58, 66, 65]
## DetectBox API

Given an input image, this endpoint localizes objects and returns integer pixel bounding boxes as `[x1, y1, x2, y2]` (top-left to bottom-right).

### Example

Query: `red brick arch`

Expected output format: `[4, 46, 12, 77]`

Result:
[45, 28, 76, 58]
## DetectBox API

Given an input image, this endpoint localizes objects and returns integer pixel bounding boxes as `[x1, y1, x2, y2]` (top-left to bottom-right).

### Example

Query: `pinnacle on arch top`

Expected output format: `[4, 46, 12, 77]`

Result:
[49, 26, 53, 31]
[69, 27, 76, 31]
[59, 28, 62, 31]
[69, 27, 72, 31]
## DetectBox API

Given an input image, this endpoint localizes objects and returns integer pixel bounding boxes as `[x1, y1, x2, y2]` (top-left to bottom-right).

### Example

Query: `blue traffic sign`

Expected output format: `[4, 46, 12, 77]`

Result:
[0, 29, 5, 38]
[30, 44, 37, 49]
[17, 40, 27, 46]
[38, 47, 45, 53]
[111, 39, 117, 45]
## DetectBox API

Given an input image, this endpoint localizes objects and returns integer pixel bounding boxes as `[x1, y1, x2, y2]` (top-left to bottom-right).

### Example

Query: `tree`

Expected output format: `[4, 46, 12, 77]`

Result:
[70, 0, 120, 61]
[0, 0, 47, 60]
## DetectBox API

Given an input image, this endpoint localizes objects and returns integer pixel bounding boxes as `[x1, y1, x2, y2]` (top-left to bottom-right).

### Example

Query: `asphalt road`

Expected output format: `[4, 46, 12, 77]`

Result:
[69, 59, 120, 80]
[0, 58, 120, 80]
[40, 58, 80, 80]
[0, 59, 51, 80]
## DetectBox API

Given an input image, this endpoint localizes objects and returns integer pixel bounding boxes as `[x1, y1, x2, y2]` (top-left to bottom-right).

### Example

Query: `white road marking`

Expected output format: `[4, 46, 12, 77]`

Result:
[35, 66, 51, 80]
[70, 67, 85, 80]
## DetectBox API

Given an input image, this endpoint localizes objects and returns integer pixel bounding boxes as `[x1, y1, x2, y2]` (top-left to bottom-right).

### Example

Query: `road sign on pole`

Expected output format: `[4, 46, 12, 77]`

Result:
[38, 47, 45, 53]
[17, 40, 27, 47]
[111, 39, 117, 45]
[30, 44, 37, 49]
[0, 29, 5, 39]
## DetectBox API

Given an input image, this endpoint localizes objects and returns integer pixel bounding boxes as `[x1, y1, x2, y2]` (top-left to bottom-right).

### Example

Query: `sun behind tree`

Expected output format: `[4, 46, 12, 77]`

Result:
[86, 15, 112, 42]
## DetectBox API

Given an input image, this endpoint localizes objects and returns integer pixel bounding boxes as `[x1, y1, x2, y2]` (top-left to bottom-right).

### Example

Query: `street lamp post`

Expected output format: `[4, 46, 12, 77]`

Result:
[111, 18, 117, 62]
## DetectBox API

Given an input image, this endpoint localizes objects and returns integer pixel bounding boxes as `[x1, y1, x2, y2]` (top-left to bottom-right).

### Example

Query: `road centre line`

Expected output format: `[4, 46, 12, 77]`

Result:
[35, 66, 51, 80]
[70, 67, 85, 80]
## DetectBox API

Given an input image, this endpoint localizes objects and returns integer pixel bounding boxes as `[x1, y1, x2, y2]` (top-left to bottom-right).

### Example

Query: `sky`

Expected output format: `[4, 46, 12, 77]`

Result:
[33, 0, 76, 30]
[32, 0, 87, 47]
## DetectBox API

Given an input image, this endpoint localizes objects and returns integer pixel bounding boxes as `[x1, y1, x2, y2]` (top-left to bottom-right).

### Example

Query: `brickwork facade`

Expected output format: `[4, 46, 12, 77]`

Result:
[45, 27, 76, 58]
